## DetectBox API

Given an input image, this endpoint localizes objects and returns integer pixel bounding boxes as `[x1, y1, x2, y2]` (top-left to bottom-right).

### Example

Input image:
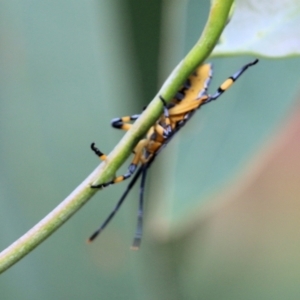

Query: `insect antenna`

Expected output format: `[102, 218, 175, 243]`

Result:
[131, 164, 149, 250]
[88, 165, 144, 242]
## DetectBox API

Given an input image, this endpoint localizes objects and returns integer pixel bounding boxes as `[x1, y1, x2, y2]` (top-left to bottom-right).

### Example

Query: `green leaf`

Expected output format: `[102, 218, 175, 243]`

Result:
[212, 0, 300, 57]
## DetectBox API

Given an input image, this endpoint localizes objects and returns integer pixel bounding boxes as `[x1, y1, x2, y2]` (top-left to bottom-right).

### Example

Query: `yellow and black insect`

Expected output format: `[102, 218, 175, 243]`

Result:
[89, 59, 259, 249]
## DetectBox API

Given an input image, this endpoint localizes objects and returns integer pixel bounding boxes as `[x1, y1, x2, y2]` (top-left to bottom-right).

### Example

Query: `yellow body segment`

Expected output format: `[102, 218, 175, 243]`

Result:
[99, 154, 107, 161]
[114, 176, 125, 183]
[166, 64, 212, 128]
[220, 78, 234, 91]
[120, 123, 132, 131]
[122, 116, 132, 122]
[168, 95, 207, 116]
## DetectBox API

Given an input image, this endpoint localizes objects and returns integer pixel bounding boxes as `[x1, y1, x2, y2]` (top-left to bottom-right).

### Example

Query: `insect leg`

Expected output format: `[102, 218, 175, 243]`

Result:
[91, 139, 148, 188]
[205, 59, 259, 104]
[111, 114, 140, 131]
[88, 165, 144, 242]
[158, 96, 172, 137]
[91, 143, 107, 160]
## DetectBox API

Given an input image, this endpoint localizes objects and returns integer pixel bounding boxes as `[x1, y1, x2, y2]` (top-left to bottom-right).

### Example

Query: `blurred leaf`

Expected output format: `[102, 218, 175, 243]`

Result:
[149, 0, 300, 237]
[213, 0, 300, 57]
[0, 0, 151, 299]
[173, 100, 300, 300]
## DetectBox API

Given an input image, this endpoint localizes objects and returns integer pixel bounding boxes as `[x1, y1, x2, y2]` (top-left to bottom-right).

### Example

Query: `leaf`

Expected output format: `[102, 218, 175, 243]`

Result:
[212, 0, 300, 57]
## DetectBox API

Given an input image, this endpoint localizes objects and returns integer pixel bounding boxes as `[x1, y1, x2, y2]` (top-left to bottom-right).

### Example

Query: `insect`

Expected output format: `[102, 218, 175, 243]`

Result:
[89, 59, 259, 249]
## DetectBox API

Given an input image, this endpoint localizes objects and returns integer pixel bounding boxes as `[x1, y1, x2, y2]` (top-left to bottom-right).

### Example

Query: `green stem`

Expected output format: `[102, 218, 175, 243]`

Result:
[0, 0, 233, 274]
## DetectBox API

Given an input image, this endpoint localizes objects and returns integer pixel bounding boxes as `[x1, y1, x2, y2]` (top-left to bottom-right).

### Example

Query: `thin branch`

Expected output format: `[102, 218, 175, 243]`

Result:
[0, 0, 234, 274]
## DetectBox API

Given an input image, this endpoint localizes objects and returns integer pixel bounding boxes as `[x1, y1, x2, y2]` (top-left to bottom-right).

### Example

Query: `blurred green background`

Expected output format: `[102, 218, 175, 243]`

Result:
[1, 1, 300, 299]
